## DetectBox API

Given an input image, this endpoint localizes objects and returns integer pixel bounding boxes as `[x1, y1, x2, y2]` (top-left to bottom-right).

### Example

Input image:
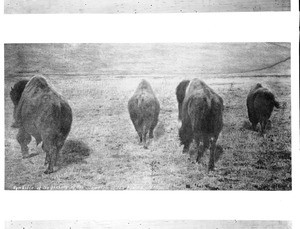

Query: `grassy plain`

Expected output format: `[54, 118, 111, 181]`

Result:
[4, 43, 291, 190]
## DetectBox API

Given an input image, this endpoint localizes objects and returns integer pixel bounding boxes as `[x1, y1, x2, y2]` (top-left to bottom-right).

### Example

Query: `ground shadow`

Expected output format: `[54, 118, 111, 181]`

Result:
[241, 120, 254, 131]
[60, 139, 91, 166]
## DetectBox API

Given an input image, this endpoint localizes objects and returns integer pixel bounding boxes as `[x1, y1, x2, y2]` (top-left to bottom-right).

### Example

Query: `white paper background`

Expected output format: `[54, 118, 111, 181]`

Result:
[0, 0, 299, 228]
[4, 220, 294, 229]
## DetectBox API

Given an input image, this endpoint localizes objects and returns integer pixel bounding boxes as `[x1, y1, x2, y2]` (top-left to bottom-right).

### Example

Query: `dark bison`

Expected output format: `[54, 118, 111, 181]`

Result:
[128, 79, 160, 149]
[10, 75, 73, 174]
[246, 83, 280, 134]
[176, 79, 190, 120]
[178, 78, 224, 171]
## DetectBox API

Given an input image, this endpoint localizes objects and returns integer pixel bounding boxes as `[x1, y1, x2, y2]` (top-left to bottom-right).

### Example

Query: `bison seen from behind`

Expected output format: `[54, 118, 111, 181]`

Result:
[178, 78, 223, 171]
[10, 75, 73, 174]
[128, 79, 160, 149]
[247, 83, 280, 134]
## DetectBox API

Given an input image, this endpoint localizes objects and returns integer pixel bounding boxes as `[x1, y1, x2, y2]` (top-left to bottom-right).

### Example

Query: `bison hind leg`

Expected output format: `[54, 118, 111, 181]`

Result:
[259, 121, 268, 139]
[42, 145, 50, 166]
[44, 146, 57, 174]
[42, 143, 50, 166]
[179, 121, 193, 154]
[195, 144, 205, 164]
[54, 142, 64, 167]
[143, 130, 148, 149]
[189, 136, 200, 163]
[132, 119, 143, 143]
[208, 137, 218, 171]
[135, 127, 142, 143]
[182, 144, 189, 154]
[17, 127, 32, 158]
[260, 119, 267, 135]
[196, 135, 209, 163]
[251, 121, 258, 131]
[139, 134, 143, 143]
[149, 116, 158, 139]
[142, 123, 152, 149]
[42, 139, 59, 174]
[149, 128, 154, 139]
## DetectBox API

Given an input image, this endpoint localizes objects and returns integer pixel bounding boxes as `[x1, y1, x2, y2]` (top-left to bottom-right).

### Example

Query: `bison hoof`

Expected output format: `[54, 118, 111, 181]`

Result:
[22, 154, 30, 159]
[143, 145, 148, 149]
[44, 168, 54, 174]
[208, 166, 215, 172]
[11, 122, 21, 128]
[182, 148, 189, 154]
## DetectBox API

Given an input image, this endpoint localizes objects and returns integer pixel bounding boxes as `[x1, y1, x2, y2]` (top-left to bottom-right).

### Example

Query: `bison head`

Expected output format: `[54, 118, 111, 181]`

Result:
[10, 80, 29, 106]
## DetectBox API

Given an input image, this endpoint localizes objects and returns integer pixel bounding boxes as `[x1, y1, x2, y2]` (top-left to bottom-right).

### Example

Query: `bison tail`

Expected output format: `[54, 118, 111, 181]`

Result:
[137, 96, 144, 109]
[190, 96, 210, 131]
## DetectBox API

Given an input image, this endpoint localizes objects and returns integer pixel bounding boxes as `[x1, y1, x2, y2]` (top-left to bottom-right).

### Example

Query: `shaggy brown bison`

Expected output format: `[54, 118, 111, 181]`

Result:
[176, 79, 190, 120]
[178, 78, 224, 171]
[247, 83, 280, 134]
[10, 75, 73, 174]
[128, 79, 160, 149]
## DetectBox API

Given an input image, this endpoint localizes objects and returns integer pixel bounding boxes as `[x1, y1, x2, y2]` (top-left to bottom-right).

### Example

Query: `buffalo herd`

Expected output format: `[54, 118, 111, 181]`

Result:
[9, 75, 280, 174]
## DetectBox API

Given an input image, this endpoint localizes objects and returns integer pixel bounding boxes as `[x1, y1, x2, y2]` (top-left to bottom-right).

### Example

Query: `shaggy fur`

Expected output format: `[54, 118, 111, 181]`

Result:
[128, 79, 160, 149]
[247, 83, 280, 134]
[179, 78, 223, 171]
[10, 75, 73, 174]
[176, 80, 190, 120]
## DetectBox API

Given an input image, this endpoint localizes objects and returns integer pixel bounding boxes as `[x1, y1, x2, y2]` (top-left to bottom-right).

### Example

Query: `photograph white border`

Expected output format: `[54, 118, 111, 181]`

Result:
[0, 0, 299, 228]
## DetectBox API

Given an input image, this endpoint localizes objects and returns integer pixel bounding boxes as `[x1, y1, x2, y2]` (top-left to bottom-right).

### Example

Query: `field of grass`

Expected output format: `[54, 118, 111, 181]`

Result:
[4, 43, 291, 190]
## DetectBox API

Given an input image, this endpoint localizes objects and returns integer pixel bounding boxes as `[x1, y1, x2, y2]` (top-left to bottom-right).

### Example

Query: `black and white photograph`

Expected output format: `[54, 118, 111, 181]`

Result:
[4, 43, 291, 190]
[0, 0, 299, 225]
[5, 220, 292, 229]
[4, 0, 290, 14]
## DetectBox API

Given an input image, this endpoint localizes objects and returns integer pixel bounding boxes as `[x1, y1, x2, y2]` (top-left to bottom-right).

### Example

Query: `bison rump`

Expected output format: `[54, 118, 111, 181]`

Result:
[11, 75, 72, 174]
[128, 80, 160, 149]
[179, 78, 223, 171]
[247, 84, 279, 133]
